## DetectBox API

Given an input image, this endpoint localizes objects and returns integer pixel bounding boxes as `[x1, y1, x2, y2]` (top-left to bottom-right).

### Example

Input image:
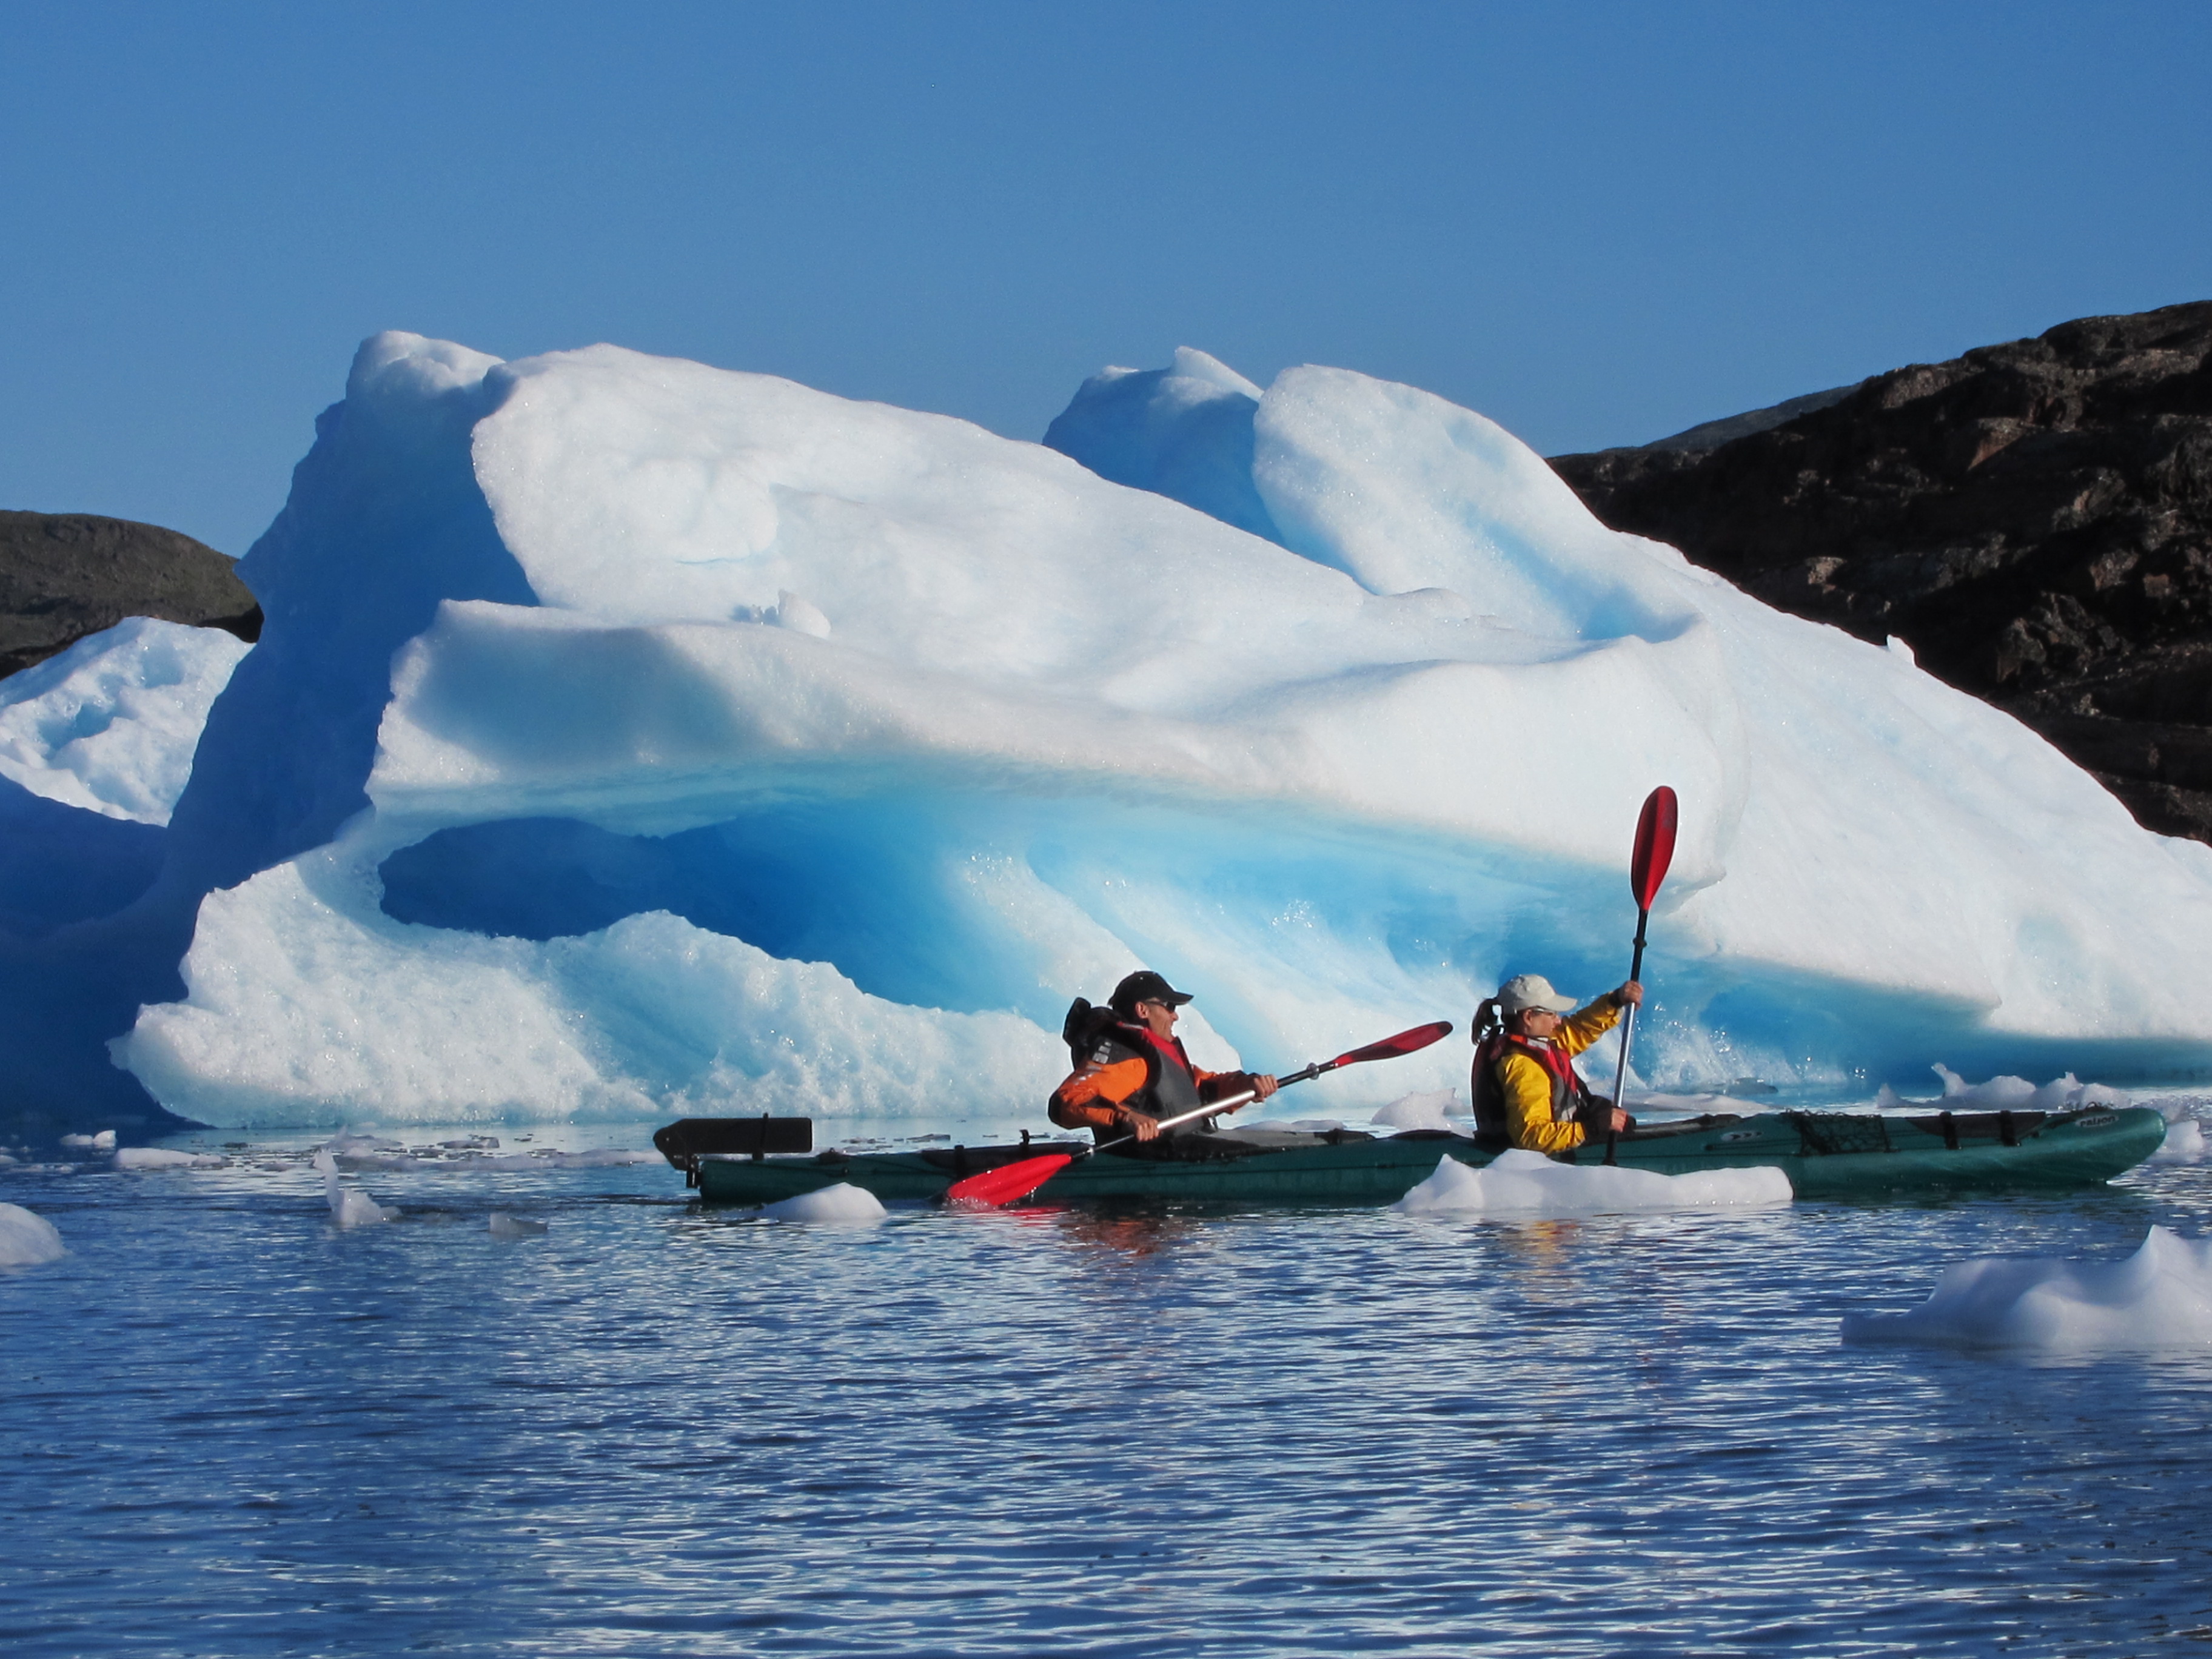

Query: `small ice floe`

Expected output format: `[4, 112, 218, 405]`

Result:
[1842, 1227, 2212, 1353]
[488, 1212, 549, 1238]
[441, 1135, 500, 1150]
[0, 1202, 66, 1267]
[1370, 1090, 1459, 1131]
[1393, 1149, 1792, 1218]
[759, 1182, 886, 1224]
[60, 1130, 118, 1152]
[112, 1147, 226, 1170]
[2146, 1095, 2211, 1164]
[1876, 1064, 2131, 1114]
[312, 1148, 397, 1227]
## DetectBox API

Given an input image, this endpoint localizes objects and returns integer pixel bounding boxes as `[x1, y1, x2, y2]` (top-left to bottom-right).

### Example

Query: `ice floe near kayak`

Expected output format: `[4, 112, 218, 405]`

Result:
[1369, 1090, 1460, 1131]
[1843, 1227, 2212, 1353]
[759, 1182, 887, 1224]
[1393, 1148, 1792, 1218]
[2147, 1095, 2210, 1164]
[0, 1202, 66, 1266]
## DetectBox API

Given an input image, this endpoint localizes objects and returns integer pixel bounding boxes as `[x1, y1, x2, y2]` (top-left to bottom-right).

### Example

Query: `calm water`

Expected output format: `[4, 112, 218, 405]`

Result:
[5, 1128, 2211, 1657]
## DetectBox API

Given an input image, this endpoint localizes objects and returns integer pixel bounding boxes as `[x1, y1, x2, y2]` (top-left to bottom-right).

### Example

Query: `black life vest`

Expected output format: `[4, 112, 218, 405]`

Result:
[1061, 997, 1206, 1124]
[1471, 1030, 1590, 1141]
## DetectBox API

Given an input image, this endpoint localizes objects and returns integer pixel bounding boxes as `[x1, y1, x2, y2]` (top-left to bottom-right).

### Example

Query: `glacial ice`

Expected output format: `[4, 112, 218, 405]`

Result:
[0, 1202, 67, 1267]
[7, 329, 2212, 1131]
[1841, 1227, 2212, 1353]
[1393, 1148, 1792, 1218]
[0, 618, 249, 826]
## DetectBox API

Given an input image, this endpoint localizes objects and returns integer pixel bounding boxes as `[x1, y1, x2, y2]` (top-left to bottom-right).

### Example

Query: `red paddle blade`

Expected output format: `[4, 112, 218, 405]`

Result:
[944, 1152, 1073, 1208]
[1330, 1021, 1453, 1068]
[1630, 786, 1679, 911]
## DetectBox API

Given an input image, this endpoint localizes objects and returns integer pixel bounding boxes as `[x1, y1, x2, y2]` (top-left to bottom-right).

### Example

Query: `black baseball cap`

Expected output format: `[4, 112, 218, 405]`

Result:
[1110, 970, 1193, 1016]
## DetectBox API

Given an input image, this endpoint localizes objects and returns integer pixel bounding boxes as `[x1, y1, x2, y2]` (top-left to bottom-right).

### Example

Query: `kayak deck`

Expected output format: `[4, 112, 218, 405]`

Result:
[661, 1104, 2168, 1207]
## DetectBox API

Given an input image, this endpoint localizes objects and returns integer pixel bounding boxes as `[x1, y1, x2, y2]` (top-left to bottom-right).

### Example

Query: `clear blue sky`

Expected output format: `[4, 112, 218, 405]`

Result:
[3, 1, 2207, 555]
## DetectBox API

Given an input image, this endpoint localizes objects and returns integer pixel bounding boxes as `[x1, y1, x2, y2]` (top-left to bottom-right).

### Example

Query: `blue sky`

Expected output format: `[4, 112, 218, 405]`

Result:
[2, 1, 2207, 555]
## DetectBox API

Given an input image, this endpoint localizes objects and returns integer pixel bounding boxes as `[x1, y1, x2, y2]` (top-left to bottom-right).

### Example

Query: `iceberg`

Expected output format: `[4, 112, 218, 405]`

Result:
[7, 329, 2212, 1132]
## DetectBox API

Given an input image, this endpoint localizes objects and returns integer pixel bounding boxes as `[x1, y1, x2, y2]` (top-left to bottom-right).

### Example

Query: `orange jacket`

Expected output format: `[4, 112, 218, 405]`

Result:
[1049, 1025, 1243, 1137]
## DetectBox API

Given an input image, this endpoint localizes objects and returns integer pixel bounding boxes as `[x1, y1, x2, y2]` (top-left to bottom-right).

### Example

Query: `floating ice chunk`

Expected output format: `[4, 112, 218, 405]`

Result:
[1880, 1066, 2133, 1114]
[1842, 1227, 2212, 1352]
[488, 1211, 549, 1238]
[1371, 1090, 1458, 1131]
[61, 1130, 118, 1151]
[112, 1147, 226, 1170]
[2148, 1096, 2210, 1164]
[759, 1182, 886, 1224]
[0, 1202, 65, 1267]
[0, 617, 252, 825]
[1393, 1149, 1792, 1218]
[313, 1147, 397, 1225]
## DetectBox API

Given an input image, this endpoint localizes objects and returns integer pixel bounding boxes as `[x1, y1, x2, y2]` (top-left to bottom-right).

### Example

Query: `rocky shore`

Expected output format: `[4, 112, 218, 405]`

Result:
[0, 511, 260, 679]
[1552, 301, 2212, 840]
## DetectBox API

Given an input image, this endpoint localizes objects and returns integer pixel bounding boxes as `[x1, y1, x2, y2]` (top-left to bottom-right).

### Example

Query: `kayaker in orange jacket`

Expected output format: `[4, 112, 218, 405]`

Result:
[1472, 973, 1641, 1154]
[1049, 970, 1279, 1143]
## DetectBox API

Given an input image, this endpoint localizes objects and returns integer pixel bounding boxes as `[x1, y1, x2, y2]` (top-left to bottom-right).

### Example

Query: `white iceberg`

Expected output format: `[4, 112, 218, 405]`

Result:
[0, 327, 2195, 1133]
[1842, 1227, 2212, 1353]
[1394, 1148, 1792, 1217]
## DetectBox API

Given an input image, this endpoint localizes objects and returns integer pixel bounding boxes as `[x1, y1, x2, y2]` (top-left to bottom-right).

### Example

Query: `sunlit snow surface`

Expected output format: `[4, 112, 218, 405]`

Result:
[78, 332, 2212, 1127]
[0, 617, 249, 825]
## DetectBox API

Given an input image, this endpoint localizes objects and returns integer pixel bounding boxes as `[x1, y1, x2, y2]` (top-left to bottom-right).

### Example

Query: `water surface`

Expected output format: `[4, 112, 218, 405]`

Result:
[5, 1130, 2210, 1655]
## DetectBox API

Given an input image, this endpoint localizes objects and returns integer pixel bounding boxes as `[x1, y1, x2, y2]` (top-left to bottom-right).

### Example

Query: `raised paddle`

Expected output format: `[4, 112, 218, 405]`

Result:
[1604, 785, 1679, 1165]
[944, 1020, 1455, 1208]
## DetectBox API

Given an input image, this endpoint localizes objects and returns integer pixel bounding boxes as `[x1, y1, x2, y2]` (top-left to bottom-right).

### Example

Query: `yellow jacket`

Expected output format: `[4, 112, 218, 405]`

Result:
[1491, 996, 1626, 1154]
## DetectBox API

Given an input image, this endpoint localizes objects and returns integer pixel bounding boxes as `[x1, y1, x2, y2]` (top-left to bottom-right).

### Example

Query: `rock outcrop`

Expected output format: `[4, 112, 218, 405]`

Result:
[1551, 301, 2212, 840]
[0, 511, 261, 679]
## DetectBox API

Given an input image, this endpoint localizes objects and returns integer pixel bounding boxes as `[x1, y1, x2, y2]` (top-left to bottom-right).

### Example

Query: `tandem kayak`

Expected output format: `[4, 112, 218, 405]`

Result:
[654, 1102, 2168, 1207]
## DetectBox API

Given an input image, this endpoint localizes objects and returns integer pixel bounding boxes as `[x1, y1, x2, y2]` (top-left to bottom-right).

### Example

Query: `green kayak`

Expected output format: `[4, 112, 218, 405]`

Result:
[655, 1103, 2168, 1207]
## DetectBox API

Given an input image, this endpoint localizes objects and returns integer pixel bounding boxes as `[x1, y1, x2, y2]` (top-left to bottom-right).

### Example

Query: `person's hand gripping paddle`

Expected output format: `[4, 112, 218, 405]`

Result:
[1604, 786, 1678, 1166]
[944, 1021, 1455, 1208]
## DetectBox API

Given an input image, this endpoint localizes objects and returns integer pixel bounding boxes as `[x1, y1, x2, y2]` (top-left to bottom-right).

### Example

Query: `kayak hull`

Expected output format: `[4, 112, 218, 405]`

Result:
[683, 1105, 2168, 1207]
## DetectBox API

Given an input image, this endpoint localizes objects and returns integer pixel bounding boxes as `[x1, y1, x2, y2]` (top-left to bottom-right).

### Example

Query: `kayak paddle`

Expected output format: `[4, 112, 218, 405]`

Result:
[1605, 785, 1678, 1165]
[944, 1020, 1454, 1208]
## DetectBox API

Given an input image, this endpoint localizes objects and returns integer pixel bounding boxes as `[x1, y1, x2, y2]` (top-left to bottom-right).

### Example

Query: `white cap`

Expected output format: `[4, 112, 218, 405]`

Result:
[1496, 973, 1578, 1016]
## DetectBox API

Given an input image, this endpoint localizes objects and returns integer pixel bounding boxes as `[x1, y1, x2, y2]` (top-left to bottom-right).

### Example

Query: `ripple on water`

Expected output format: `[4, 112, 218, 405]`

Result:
[2, 1142, 2210, 1655]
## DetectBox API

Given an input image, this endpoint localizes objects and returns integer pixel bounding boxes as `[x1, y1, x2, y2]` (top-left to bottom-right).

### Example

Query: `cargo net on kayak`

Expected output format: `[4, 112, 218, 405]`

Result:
[1784, 1111, 1894, 1157]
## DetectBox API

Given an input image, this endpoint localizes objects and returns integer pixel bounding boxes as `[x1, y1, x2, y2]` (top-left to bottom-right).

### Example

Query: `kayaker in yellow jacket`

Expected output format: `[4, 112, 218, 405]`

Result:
[1472, 973, 1641, 1154]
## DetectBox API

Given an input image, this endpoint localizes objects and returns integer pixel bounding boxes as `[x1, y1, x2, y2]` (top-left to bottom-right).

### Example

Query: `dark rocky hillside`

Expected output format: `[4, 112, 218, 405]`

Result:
[0, 511, 261, 679]
[1551, 301, 2212, 840]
